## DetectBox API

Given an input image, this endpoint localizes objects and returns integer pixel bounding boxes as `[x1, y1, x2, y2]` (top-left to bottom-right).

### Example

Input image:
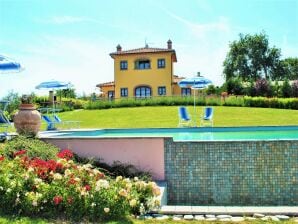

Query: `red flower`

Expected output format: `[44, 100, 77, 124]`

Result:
[13, 149, 27, 157]
[84, 185, 91, 191]
[53, 196, 63, 205]
[0, 156, 4, 162]
[57, 149, 73, 160]
[97, 172, 105, 179]
[27, 158, 65, 179]
[68, 178, 77, 185]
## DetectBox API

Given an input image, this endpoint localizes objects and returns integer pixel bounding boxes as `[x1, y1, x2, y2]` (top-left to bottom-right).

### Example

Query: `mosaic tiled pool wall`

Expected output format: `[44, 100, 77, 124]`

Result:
[164, 138, 298, 205]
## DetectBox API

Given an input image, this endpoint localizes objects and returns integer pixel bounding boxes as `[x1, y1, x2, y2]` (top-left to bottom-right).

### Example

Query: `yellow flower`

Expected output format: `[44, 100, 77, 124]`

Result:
[118, 189, 128, 197]
[116, 176, 123, 182]
[154, 199, 161, 206]
[126, 183, 132, 191]
[95, 179, 109, 191]
[64, 169, 71, 177]
[82, 164, 93, 171]
[104, 207, 110, 213]
[34, 178, 43, 185]
[129, 199, 137, 207]
[53, 173, 62, 180]
[153, 187, 161, 196]
[123, 178, 131, 184]
[22, 173, 30, 180]
[74, 177, 81, 182]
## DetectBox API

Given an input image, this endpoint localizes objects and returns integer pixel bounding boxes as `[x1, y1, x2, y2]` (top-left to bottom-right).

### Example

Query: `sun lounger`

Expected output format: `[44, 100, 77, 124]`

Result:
[178, 106, 191, 127]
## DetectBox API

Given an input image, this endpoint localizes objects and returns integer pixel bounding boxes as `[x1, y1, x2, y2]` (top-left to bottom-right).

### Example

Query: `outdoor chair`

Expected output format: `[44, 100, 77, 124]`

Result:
[53, 115, 81, 129]
[178, 106, 191, 127]
[42, 115, 58, 131]
[0, 110, 11, 141]
[200, 107, 213, 127]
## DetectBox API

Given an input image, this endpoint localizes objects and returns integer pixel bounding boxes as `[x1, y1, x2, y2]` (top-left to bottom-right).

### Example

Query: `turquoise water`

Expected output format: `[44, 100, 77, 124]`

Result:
[41, 126, 298, 141]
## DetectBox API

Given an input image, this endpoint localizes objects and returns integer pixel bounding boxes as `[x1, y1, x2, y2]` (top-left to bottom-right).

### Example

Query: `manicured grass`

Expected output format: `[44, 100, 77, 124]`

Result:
[53, 106, 298, 129]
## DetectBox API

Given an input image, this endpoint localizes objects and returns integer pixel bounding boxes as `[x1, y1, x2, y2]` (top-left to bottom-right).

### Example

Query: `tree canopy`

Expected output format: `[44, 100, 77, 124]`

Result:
[281, 57, 298, 80]
[223, 32, 282, 81]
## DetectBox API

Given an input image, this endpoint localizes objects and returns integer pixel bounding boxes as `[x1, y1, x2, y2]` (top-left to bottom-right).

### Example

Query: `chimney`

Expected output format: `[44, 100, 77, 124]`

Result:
[116, 44, 122, 52]
[167, 39, 172, 49]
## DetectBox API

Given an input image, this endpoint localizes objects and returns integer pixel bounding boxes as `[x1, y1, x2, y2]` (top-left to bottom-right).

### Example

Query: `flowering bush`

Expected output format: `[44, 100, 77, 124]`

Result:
[255, 78, 271, 97]
[0, 149, 160, 221]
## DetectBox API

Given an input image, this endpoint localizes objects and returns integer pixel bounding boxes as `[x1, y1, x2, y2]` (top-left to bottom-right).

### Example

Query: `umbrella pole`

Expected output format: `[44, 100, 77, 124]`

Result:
[52, 94, 54, 115]
[193, 89, 196, 127]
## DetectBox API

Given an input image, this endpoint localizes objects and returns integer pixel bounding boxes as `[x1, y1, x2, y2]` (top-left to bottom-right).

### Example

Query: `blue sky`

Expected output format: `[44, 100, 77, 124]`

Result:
[0, 0, 297, 97]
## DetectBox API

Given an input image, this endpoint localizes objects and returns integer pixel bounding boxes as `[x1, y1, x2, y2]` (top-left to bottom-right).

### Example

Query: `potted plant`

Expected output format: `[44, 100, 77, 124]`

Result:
[13, 94, 41, 137]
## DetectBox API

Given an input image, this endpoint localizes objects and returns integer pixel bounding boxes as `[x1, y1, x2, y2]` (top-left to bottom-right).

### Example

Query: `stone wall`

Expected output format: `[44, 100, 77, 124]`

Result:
[165, 139, 298, 205]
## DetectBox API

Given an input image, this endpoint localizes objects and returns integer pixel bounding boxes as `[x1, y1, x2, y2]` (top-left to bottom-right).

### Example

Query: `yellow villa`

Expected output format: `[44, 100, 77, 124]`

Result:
[97, 40, 189, 99]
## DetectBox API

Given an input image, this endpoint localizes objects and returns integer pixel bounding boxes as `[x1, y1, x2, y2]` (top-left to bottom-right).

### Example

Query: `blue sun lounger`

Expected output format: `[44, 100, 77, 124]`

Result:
[0, 109, 11, 141]
[53, 115, 80, 129]
[178, 106, 191, 127]
[42, 115, 57, 131]
[200, 107, 214, 127]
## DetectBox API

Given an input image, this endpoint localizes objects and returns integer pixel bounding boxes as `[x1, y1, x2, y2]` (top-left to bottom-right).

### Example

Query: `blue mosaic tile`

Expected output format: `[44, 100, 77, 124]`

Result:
[164, 138, 298, 206]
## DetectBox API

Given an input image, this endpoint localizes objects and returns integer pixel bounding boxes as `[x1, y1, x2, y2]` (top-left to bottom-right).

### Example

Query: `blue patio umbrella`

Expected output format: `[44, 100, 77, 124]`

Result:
[36, 80, 73, 113]
[0, 55, 23, 74]
[178, 76, 212, 126]
[35, 80, 73, 90]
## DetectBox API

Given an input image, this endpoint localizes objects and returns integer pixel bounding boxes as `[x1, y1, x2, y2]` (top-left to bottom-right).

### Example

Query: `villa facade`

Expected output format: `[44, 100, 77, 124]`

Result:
[97, 40, 189, 99]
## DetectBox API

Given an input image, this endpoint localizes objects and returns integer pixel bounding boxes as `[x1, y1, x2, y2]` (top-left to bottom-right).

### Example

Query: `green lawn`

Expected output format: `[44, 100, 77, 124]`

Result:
[52, 106, 298, 130]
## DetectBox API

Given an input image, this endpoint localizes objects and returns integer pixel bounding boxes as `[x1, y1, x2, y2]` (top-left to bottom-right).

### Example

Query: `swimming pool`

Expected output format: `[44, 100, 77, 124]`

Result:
[40, 126, 298, 141]
[40, 126, 298, 206]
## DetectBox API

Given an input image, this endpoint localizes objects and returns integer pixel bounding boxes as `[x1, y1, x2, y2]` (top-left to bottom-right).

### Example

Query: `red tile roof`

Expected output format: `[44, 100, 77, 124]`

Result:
[110, 47, 177, 62]
[96, 81, 115, 87]
[173, 75, 185, 83]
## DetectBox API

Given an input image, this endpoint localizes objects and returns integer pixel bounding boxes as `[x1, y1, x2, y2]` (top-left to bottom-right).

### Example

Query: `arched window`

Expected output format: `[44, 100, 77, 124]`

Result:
[135, 86, 151, 98]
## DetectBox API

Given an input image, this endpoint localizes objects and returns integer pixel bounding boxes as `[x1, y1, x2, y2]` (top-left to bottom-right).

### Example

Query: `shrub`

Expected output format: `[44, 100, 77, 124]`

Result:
[1, 136, 59, 160]
[85, 96, 191, 109]
[281, 79, 292, 98]
[255, 78, 270, 97]
[0, 149, 160, 221]
[0, 91, 20, 119]
[206, 85, 216, 95]
[74, 155, 152, 181]
[222, 96, 244, 107]
[226, 78, 244, 95]
[205, 95, 221, 106]
[243, 96, 298, 109]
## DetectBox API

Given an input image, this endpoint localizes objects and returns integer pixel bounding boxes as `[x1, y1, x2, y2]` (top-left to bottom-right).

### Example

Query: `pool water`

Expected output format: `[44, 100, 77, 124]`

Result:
[40, 126, 298, 141]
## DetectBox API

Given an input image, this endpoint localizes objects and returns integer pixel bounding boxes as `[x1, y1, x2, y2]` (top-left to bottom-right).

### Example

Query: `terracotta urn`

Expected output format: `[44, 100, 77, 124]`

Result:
[14, 103, 41, 136]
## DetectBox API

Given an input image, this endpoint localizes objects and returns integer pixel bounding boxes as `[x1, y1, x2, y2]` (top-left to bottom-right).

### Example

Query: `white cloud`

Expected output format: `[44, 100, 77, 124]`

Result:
[36, 15, 147, 37]
[164, 9, 230, 38]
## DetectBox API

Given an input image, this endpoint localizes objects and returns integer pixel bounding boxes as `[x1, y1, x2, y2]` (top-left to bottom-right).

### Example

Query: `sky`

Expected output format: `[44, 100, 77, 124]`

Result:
[0, 0, 297, 98]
